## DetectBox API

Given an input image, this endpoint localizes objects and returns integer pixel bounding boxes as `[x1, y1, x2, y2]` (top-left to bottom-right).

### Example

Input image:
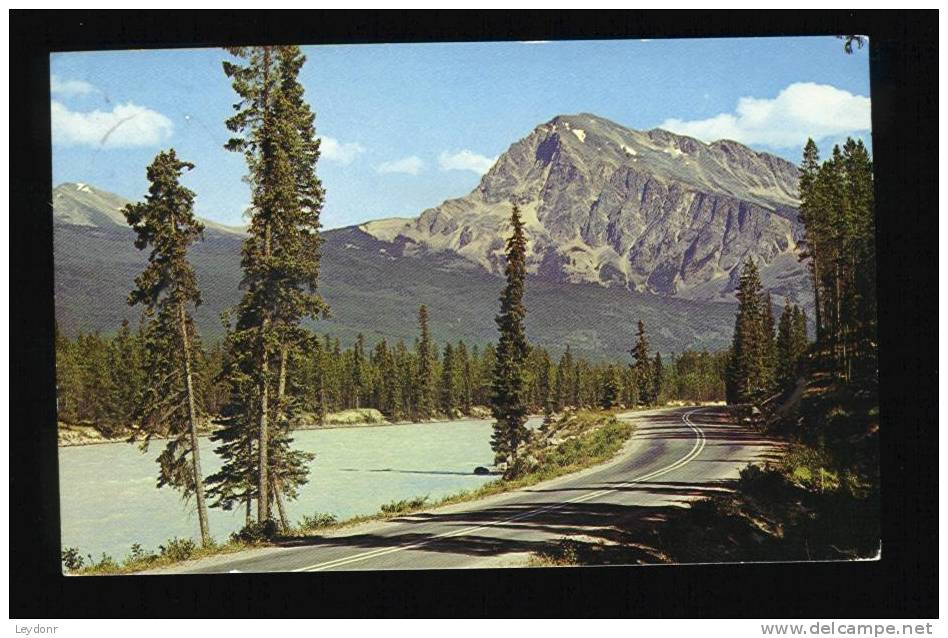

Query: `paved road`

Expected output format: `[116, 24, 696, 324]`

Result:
[157, 406, 778, 573]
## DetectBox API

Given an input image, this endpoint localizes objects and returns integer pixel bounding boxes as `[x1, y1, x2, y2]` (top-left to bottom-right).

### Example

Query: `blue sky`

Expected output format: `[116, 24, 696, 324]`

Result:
[51, 37, 871, 229]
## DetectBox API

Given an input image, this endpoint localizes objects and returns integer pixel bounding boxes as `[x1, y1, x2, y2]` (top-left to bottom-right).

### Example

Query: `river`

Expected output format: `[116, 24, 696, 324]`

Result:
[58, 418, 532, 560]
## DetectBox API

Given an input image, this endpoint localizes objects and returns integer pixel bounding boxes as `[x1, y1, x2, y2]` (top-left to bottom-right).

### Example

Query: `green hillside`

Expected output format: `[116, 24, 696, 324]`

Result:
[54, 221, 736, 359]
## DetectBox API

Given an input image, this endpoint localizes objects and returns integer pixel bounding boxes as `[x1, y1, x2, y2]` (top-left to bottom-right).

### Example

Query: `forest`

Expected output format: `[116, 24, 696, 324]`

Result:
[55, 316, 729, 433]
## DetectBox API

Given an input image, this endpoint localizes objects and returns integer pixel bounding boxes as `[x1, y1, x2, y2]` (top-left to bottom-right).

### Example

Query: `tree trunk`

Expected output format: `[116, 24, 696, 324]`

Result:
[178, 301, 211, 547]
[273, 478, 290, 532]
[257, 319, 270, 524]
[811, 260, 823, 345]
[269, 345, 290, 531]
[255, 46, 276, 526]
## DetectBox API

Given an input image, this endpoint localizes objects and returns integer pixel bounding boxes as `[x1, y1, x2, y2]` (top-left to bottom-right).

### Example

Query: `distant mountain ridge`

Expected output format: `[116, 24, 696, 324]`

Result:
[54, 182, 248, 236]
[362, 113, 811, 308]
[51, 181, 738, 358]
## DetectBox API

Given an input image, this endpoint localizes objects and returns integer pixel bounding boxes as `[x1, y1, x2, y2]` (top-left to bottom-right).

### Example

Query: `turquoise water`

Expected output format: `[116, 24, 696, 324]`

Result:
[58, 418, 514, 560]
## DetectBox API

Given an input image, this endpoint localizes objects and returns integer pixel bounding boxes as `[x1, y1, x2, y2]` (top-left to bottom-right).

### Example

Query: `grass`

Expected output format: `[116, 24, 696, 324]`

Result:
[63, 537, 253, 576]
[68, 410, 635, 575]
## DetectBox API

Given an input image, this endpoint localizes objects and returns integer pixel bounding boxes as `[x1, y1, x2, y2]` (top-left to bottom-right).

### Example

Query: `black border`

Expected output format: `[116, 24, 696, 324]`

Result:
[11, 10, 938, 618]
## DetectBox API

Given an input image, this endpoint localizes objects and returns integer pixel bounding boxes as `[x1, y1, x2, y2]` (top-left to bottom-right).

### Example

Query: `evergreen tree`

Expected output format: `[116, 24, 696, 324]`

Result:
[490, 204, 530, 475]
[123, 149, 211, 546]
[54, 322, 81, 423]
[776, 303, 810, 391]
[600, 365, 621, 409]
[652, 352, 664, 406]
[725, 259, 776, 405]
[791, 307, 809, 369]
[216, 45, 326, 524]
[107, 319, 145, 427]
[351, 333, 366, 409]
[439, 342, 457, 416]
[797, 136, 875, 381]
[457, 341, 473, 414]
[631, 320, 652, 405]
[554, 347, 573, 410]
[415, 305, 435, 419]
[763, 293, 778, 387]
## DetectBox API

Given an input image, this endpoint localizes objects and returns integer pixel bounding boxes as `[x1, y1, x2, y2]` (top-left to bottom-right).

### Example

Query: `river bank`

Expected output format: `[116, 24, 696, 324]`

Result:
[57, 406, 496, 447]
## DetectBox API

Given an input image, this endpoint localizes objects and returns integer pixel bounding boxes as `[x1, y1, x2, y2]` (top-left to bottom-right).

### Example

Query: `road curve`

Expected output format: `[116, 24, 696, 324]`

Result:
[154, 406, 778, 574]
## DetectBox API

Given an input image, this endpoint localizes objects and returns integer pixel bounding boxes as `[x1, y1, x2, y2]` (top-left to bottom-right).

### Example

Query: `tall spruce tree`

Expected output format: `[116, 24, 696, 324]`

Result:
[215, 45, 326, 525]
[457, 341, 473, 414]
[725, 259, 776, 405]
[601, 365, 621, 409]
[123, 149, 211, 546]
[439, 342, 457, 416]
[415, 305, 435, 419]
[631, 320, 652, 405]
[554, 347, 574, 410]
[652, 352, 664, 406]
[490, 204, 530, 475]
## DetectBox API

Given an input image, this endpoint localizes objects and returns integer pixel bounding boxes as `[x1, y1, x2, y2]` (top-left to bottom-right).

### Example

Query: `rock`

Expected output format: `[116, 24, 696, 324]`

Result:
[467, 405, 492, 419]
[473, 466, 491, 476]
[361, 112, 811, 309]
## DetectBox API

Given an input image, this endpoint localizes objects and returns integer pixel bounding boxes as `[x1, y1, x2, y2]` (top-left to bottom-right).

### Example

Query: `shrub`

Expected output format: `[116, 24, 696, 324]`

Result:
[380, 495, 428, 515]
[298, 512, 338, 530]
[230, 519, 280, 544]
[61, 547, 84, 572]
[125, 542, 157, 565]
[91, 553, 119, 571]
[158, 537, 197, 561]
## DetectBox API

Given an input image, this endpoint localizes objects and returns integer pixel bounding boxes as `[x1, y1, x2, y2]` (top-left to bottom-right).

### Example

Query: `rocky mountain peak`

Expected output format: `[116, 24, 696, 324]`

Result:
[362, 113, 811, 308]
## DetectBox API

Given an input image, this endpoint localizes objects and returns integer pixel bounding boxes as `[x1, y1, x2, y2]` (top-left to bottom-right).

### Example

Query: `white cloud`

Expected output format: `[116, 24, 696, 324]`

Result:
[658, 82, 871, 149]
[320, 136, 365, 164]
[50, 75, 96, 97]
[51, 100, 174, 148]
[438, 149, 497, 174]
[377, 156, 424, 176]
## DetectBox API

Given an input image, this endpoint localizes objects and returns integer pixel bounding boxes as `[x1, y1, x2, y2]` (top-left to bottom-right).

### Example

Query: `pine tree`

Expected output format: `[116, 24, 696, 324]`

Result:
[791, 307, 809, 370]
[631, 320, 652, 405]
[54, 322, 81, 423]
[457, 341, 473, 415]
[439, 342, 457, 416]
[600, 365, 621, 409]
[797, 136, 875, 381]
[652, 352, 664, 406]
[217, 45, 327, 524]
[107, 319, 145, 428]
[415, 305, 435, 419]
[798, 138, 824, 344]
[351, 333, 366, 409]
[123, 149, 211, 546]
[554, 347, 573, 410]
[725, 259, 776, 405]
[490, 204, 530, 475]
[763, 293, 778, 387]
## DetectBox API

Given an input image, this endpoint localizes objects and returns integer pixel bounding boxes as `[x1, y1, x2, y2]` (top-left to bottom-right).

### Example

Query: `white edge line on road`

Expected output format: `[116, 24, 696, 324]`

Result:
[290, 408, 709, 573]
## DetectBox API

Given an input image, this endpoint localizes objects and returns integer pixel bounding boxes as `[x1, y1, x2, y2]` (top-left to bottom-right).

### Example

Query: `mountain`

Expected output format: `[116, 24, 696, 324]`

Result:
[362, 113, 811, 307]
[51, 182, 737, 359]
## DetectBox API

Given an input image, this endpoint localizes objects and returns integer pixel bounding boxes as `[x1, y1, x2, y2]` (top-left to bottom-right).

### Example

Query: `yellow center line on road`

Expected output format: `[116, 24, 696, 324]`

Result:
[291, 408, 708, 572]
